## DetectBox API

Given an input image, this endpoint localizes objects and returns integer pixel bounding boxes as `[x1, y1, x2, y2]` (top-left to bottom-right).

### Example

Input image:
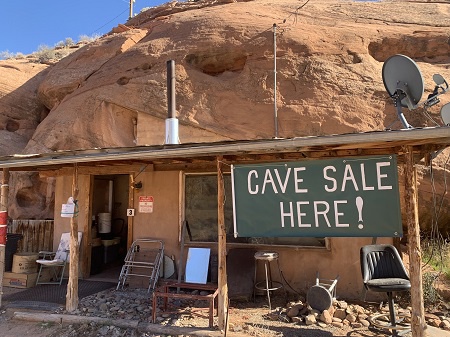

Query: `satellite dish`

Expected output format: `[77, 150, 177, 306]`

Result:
[433, 74, 446, 86]
[382, 54, 424, 129]
[440, 103, 450, 126]
[382, 54, 424, 109]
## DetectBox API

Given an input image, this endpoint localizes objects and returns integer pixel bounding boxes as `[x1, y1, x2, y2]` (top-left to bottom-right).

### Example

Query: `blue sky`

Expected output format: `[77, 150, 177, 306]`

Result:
[0, 0, 165, 55]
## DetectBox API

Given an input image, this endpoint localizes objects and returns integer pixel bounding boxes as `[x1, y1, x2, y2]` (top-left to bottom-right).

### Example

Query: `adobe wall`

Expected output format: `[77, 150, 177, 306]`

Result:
[53, 170, 394, 299]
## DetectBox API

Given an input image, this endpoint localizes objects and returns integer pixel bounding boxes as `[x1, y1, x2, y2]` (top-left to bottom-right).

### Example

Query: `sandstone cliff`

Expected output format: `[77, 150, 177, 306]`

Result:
[0, 0, 449, 229]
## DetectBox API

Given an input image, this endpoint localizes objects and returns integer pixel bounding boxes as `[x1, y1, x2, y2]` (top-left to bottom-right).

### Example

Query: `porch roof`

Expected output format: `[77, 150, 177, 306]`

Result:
[0, 127, 449, 171]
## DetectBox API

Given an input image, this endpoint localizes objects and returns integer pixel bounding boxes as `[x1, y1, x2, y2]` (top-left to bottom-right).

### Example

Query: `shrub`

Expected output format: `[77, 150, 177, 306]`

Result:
[0, 50, 15, 60]
[422, 272, 441, 305]
[64, 37, 75, 47]
[78, 34, 100, 43]
[422, 237, 450, 279]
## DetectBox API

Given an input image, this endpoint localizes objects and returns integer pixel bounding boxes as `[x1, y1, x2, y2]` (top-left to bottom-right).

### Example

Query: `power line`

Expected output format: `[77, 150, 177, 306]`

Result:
[91, 8, 129, 36]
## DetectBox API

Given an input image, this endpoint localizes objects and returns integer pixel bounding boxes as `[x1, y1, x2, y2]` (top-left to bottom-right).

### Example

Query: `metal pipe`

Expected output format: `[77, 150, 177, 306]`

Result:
[167, 60, 176, 119]
[129, 0, 134, 19]
[273, 23, 278, 138]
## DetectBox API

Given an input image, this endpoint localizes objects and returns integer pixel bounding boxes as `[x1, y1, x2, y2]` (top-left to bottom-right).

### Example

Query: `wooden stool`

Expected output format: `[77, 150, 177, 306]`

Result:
[253, 251, 284, 310]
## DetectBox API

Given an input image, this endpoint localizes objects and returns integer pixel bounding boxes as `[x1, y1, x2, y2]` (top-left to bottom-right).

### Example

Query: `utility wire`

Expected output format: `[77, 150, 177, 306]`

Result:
[91, 8, 129, 36]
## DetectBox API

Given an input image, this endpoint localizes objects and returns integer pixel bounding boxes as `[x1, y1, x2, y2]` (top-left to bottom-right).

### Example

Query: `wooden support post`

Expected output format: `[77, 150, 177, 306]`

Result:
[217, 156, 229, 332]
[127, 174, 134, 249]
[404, 146, 427, 337]
[0, 168, 9, 308]
[66, 164, 79, 312]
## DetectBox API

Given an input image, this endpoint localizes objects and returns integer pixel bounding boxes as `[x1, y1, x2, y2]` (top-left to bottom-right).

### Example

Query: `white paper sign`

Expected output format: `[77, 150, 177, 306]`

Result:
[61, 197, 75, 218]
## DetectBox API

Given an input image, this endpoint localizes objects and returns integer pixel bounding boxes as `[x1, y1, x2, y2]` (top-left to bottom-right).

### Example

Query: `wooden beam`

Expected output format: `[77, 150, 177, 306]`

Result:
[404, 146, 426, 337]
[66, 164, 79, 312]
[216, 156, 229, 332]
[127, 174, 134, 249]
[39, 164, 149, 177]
[0, 168, 9, 308]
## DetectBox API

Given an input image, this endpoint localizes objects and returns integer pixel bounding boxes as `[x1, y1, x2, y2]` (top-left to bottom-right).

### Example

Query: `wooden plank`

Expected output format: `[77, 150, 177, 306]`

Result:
[32, 224, 38, 252]
[216, 156, 229, 332]
[66, 164, 79, 312]
[404, 146, 426, 337]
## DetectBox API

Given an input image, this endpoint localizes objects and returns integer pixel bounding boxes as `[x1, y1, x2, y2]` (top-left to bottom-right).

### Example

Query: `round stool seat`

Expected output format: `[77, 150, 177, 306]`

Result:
[307, 285, 333, 312]
[254, 251, 279, 261]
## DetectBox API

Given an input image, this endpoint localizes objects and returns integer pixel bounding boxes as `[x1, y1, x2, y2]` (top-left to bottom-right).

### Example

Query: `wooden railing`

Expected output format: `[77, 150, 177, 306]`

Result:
[8, 220, 54, 253]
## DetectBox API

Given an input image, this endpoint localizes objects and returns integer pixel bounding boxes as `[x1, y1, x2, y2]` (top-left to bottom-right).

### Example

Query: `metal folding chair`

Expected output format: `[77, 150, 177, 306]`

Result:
[116, 238, 164, 292]
[36, 231, 83, 285]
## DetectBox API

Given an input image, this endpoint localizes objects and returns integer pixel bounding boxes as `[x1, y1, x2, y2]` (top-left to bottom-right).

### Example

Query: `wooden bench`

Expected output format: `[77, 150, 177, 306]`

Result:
[152, 282, 218, 327]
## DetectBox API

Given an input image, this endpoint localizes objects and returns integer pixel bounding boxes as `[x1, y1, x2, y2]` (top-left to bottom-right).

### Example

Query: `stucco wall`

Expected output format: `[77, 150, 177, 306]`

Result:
[54, 170, 395, 299]
[273, 237, 393, 300]
[131, 170, 181, 258]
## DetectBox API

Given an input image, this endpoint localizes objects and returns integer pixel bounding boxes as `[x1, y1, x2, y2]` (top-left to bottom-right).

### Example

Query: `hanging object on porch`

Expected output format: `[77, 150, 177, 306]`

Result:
[61, 197, 76, 218]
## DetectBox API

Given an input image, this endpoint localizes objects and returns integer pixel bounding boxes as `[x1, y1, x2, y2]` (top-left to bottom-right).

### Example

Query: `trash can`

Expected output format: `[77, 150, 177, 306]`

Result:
[5, 234, 23, 271]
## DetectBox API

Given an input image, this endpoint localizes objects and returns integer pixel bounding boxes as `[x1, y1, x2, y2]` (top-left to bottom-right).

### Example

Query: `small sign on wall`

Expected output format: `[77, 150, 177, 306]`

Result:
[61, 197, 75, 218]
[139, 196, 154, 213]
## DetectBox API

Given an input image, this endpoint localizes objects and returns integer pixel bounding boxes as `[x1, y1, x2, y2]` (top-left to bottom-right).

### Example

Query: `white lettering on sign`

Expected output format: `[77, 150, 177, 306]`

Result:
[294, 167, 308, 193]
[323, 166, 337, 192]
[280, 200, 349, 228]
[249, 161, 392, 196]
[275, 168, 291, 193]
[246, 160, 394, 231]
[377, 162, 393, 190]
[323, 161, 392, 193]
[262, 169, 277, 194]
[314, 201, 331, 227]
[360, 164, 374, 191]
[248, 167, 308, 195]
[248, 170, 258, 194]
[342, 165, 359, 191]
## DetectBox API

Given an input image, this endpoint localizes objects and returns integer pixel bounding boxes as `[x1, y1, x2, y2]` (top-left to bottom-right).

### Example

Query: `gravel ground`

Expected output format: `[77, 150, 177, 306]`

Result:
[7, 287, 411, 337]
[3, 285, 450, 337]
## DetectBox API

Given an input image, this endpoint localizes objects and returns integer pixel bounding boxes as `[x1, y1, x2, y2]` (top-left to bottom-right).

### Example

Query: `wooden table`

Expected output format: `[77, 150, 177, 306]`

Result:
[152, 282, 218, 327]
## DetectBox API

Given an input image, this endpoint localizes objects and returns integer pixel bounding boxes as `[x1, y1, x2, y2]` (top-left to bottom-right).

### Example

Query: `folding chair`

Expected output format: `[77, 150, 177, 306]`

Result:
[36, 232, 83, 285]
[116, 238, 164, 292]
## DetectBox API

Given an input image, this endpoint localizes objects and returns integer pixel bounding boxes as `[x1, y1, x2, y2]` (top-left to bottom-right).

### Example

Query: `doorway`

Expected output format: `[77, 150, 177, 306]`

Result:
[89, 174, 129, 279]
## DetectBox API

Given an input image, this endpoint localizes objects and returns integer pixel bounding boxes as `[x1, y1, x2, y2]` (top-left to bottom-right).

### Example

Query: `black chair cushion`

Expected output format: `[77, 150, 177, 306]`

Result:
[366, 277, 411, 292]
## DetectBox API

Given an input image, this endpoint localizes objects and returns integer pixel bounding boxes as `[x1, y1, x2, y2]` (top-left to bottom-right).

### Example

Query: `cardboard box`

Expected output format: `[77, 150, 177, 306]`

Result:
[12, 253, 39, 274]
[3, 269, 51, 288]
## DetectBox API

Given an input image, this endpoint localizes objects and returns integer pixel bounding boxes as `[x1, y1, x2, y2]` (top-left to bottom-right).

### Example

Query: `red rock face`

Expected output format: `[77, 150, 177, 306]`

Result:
[1, 0, 450, 224]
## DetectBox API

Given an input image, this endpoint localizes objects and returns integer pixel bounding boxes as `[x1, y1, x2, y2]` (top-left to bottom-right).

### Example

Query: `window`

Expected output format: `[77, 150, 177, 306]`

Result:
[184, 174, 326, 248]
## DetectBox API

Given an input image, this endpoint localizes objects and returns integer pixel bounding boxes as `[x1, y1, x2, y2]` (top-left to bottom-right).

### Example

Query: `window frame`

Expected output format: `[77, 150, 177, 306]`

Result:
[182, 172, 329, 250]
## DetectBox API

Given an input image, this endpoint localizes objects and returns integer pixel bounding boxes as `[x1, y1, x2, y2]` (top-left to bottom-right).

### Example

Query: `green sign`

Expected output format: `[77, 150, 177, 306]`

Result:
[231, 156, 402, 238]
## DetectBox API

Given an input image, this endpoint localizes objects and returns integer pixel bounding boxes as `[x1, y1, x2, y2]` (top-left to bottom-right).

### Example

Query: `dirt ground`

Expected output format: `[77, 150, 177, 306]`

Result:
[0, 294, 414, 337]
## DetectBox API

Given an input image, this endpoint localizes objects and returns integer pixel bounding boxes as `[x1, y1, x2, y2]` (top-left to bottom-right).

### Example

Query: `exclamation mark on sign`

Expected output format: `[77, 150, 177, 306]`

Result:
[356, 196, 364, 229]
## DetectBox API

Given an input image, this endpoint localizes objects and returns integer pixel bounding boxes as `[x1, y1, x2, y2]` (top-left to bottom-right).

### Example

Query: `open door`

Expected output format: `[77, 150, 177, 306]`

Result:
[88, 174, 129, 278]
